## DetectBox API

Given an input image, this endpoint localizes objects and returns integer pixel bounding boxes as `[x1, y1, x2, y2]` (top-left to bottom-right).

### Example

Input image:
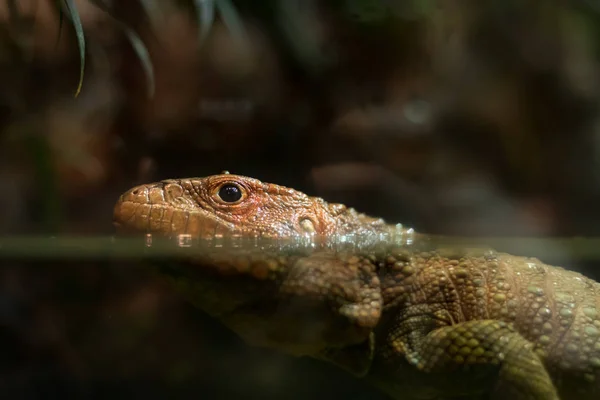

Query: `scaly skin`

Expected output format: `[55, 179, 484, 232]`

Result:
[113, 173, 600, 400]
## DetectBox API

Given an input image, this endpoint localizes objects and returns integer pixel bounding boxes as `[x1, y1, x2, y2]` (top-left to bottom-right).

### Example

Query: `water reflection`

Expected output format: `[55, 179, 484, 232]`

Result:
[138, 227, 420, 259]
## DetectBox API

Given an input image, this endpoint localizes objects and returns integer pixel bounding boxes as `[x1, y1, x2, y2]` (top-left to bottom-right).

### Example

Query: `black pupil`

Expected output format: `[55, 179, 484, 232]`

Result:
[218, 184, 242, 202]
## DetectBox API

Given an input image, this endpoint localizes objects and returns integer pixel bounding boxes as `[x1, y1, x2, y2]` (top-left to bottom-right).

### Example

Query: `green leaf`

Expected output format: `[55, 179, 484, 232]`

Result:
[138, 0, 166, 31]
[55, 2, 64, 49]
[192, 0, 248, 48]
[121, 24, 155, 98]
[6, 0, 21, 25]
[215, 0, 248, 47]
[60, 0, 86, 97]
[88, 0, 155, 98]
[6, 0, 37, 60]
[194, 0, 215, 46]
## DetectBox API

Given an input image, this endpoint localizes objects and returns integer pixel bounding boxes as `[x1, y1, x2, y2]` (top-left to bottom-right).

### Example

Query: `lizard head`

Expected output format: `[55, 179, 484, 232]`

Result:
[112, 173, 387, 239]
[113, 173, 384, 373]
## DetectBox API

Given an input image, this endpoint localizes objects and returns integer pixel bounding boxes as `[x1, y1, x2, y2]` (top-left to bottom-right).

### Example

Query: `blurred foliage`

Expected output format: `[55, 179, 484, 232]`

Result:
[48, 0, 251, 97]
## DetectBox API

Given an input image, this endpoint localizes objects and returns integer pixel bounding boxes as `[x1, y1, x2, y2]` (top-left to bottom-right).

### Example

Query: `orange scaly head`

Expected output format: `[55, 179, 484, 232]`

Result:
[113, 173, 388, 239]
[112, 173, 385, 368]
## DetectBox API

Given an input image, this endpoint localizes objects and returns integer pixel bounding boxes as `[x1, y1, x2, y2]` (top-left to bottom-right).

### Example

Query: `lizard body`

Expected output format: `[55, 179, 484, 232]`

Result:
[113, 173, 600, 399]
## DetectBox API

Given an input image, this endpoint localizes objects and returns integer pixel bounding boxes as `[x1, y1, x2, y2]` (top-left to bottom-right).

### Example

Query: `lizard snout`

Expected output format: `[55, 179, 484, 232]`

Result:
[113, 180, 222, 238]
[113, 184, 152, 233]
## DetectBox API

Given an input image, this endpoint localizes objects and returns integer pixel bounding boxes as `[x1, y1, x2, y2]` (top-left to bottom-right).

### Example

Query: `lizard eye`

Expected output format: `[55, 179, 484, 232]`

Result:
[217, 183, 243, 203]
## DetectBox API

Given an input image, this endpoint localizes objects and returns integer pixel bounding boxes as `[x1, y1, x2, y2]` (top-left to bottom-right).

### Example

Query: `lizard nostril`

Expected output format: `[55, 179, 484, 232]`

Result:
[125, 185, 153, 200]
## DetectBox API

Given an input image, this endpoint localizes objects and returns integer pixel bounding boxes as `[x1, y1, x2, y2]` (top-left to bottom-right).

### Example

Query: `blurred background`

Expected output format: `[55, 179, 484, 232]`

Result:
[2, 0, 600, 398]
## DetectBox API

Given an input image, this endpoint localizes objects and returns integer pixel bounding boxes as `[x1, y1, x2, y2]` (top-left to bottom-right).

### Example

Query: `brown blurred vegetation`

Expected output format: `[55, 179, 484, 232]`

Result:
[2, 0, 600, 398]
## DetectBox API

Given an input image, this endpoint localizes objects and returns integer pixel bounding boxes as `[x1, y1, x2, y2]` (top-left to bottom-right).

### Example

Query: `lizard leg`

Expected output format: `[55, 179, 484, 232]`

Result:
[279, 252, 383, 376]
[389, 318, 559, 399]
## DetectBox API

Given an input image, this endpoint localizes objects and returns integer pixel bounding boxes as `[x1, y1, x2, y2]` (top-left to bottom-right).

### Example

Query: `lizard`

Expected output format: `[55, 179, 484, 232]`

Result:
[112, 172, 600, 400]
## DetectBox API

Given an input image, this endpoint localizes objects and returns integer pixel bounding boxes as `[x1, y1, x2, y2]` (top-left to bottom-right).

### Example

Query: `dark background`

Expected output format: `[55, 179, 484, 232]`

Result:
[1, 1, 600, 398]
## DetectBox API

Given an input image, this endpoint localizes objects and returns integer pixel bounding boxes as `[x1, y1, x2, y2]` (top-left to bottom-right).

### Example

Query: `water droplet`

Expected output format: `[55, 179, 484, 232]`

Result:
[177, 234, 192, 248]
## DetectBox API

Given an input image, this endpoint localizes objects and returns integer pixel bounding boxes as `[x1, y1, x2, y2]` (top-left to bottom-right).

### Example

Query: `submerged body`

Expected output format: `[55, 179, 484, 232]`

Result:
[113, 173, 600, 399]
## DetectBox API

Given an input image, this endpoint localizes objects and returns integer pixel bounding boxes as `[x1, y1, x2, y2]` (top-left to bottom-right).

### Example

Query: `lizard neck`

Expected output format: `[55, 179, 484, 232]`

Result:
[325, 201, 412, 239]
